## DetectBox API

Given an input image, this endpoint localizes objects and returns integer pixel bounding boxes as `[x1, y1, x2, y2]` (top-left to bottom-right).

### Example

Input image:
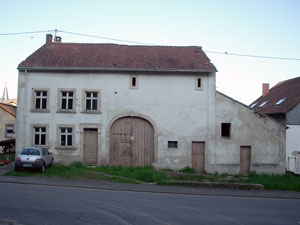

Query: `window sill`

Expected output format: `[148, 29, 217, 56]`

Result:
[81, 110, 101, 114]
[55, 146, 77, 150]
[56, 110, 76, 114]
[30, 109, 50, 113]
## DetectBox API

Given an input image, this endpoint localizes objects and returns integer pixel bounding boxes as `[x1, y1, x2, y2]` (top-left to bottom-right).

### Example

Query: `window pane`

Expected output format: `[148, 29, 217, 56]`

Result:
[86, 99, 91, 110]
[41, 134, 46, 145]
[61, 135, 66, 146]
[67, 135, 72, 146]
[62, 92, 67, 97]
[61, 128, 66, 133]
[36, 98, 41, 109]
[67, 128, 72, 133]
[35, 128, 39, 132]
[35, 134, 39, 145]
[41, 127, 46, 132]
[42, 99, 47, 109]
[92, 100, 97, 110]
[61, 99, 67, 109]
[69, 92, 73, 97]
[68, 99, 73, 109]
[42, 91, 47, 96]
[86, 92, 91, 97]
[93, 92, 98, 98]
[198, 78, 201, 88]
[36, 91, 41, 96]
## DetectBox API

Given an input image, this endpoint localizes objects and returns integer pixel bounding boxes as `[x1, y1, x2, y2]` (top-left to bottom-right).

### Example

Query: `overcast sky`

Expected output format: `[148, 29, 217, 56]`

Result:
[1, 0, 299, 104]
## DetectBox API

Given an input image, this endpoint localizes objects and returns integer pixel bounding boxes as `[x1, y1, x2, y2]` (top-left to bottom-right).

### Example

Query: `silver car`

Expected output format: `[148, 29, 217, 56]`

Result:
[14, 147, 54, 173]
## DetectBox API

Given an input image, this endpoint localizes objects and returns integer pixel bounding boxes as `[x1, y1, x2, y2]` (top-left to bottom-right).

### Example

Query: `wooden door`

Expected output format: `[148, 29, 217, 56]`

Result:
[240, 146, 251, 174]
[192, 142, 205, 172]
[109, 117, 154, 167]
[84, 128, 98, 164]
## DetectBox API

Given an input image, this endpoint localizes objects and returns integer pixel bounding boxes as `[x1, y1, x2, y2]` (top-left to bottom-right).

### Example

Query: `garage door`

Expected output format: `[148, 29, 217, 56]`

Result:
[109, 117, 154, 167]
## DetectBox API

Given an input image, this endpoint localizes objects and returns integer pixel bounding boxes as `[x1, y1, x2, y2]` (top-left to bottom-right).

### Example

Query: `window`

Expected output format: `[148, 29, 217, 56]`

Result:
[34, 127, 46, 145]
[275, 97, 287, 106]
[82, 89, 101, 113]
[195, 77, 202, 90]
[168, 141, 178, 148]
[60, 127, 73, 146]
[58, 89, 76, 113]
[250, 102, 257, 108]
[130, 75, 138, 89]
[258, 100, 269, 108]
[221, 123, 231, 137]
[56, 125, 76, 149]
[31, 88, 49, 112]
[5, 125, 14, 138]
[31, 124, 49, 147]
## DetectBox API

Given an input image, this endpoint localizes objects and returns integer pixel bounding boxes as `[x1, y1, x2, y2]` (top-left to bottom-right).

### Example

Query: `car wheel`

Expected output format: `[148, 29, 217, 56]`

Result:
[40, 164, 45, 173]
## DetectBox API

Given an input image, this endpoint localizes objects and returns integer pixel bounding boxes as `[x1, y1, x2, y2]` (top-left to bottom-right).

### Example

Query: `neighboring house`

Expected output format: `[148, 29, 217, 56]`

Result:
[16, 34, 286, 174]
[0, 103, 16, 153]
[250, 77, 300, 174]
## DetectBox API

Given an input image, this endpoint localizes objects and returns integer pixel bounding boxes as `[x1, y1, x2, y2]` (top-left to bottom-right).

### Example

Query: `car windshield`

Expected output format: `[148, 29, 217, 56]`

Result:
[20, 148, 40, 156]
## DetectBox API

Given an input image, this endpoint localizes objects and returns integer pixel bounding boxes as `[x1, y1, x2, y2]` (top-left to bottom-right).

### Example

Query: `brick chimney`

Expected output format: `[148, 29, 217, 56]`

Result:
[262, 83, 269, 96]
[46, 34, 53, 45]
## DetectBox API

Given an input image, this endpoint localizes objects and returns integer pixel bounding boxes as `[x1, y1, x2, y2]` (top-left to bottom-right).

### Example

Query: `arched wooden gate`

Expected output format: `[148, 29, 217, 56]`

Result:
[109, 116, 154, 167]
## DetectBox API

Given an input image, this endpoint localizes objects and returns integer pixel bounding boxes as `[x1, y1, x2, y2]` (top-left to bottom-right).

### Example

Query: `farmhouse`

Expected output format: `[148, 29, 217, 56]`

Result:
[16, 34, 285, 174]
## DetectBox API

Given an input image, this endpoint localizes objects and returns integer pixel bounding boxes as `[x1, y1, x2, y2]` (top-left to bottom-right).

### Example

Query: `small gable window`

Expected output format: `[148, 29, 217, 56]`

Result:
[258, 100, 269, 108]
[275, 97, 287, 106]
[130, 75, 138, 89]
[195, 77, 202, 90]
[221, 123, 231, 137]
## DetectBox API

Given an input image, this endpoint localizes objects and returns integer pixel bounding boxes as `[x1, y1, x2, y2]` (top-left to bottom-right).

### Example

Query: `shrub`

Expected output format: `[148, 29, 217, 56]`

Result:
[179, 166, 195, 174]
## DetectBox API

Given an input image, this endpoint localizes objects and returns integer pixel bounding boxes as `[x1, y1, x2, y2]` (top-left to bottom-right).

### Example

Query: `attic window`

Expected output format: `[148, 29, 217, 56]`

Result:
[195, 77, 202, 90]
[221, 123, 231, 137]
[250, 102, 257, 108]
[275, 97, 287, 106]
[130, 75, 138, 89]
[258, 100, 269, 108]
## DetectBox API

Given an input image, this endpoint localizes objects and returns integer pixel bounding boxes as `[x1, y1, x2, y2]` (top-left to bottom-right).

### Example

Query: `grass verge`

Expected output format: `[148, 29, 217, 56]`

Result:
[246, 172, 300, 191]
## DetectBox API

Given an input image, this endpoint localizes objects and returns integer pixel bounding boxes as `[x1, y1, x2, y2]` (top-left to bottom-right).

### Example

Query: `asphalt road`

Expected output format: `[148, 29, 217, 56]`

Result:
[0, 182, 299, 225]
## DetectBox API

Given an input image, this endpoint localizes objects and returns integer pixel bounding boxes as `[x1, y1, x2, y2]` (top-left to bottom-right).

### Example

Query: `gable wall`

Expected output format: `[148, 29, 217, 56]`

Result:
[215, 92, 285, 174]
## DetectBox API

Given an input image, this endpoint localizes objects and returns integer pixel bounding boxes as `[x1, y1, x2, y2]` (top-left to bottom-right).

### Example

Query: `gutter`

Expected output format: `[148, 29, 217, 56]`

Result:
[18, 66, 217, 74]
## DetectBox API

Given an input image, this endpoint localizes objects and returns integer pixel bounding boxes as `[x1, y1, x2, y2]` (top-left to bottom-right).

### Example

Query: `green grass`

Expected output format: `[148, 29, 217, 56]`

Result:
[5, 163, 167, 184]
[5, 163, 300, 191]
[246, 172, 300, 191]
[178, 166, 195, 174]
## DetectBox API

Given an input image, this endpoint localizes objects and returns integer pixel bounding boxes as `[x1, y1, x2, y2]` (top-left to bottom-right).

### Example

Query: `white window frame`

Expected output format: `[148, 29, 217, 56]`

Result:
[30, 124, 49, 147]
[130, 75, 138, 89]
[31, 88, 50, 112]
[57, 88, 76, 113]
[5, 124, 14, 138]
[82, 89, 101, 114]
[56, 124, 76, 150]
[195, 76, 203, 90]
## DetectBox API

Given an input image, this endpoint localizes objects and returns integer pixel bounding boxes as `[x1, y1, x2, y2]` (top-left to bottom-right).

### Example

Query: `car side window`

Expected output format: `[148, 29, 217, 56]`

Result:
[42, 149, 46, 156]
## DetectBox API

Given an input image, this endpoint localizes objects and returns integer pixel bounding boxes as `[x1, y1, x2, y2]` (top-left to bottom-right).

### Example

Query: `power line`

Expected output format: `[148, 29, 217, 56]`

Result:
[205, 50, 300, 61]
[58, 30, 155, 46]
[1, 29, 299, 61]
[0, 30, 55, 36]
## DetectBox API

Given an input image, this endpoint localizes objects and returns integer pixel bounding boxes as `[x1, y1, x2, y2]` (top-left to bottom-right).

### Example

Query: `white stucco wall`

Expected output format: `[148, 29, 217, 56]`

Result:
[215, 92, 286, 174]
[16, 71, 216, 170]
[286, 125, 300, 172]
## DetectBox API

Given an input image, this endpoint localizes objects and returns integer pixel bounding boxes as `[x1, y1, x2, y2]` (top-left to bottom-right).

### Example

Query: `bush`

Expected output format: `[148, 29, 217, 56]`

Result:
[179, 166, 195, 174]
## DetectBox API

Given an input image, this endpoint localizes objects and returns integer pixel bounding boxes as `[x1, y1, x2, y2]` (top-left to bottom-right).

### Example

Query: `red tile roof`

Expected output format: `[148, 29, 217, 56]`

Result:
[0, 103, 16, 117]
[250, 76, 300, 114]
[18, 43, 217, 73]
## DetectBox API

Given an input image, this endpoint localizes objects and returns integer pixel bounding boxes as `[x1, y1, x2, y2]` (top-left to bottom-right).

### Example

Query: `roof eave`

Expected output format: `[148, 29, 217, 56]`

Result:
[18, 66, 217, 73]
